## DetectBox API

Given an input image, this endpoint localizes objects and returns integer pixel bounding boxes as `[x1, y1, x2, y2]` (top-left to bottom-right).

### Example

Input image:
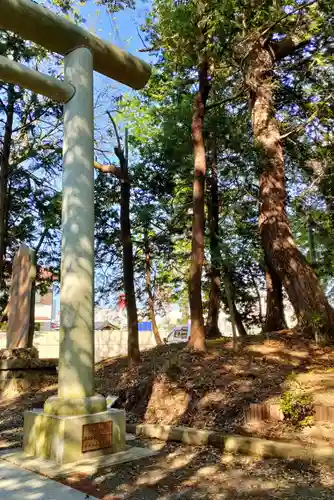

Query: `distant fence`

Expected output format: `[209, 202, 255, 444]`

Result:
[0, 329, 158, 362]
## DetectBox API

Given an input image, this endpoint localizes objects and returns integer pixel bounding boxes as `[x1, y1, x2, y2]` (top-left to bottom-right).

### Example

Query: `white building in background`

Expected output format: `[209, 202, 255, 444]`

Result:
[35, 289, 53, 331]
[34, 268, 57, 331]
[94, 307, 127, 330]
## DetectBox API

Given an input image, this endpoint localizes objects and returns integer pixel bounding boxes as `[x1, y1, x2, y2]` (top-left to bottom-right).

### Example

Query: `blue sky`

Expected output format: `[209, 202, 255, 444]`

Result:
[51, 0, 155, 315]
[81, 0, 151, 60]
[79, 0, 154, 92]
[76, 0, 156, 171]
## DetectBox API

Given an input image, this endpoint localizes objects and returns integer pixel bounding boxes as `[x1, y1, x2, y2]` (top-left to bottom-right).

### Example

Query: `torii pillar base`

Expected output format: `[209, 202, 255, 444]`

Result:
[23, 406, 126, 464]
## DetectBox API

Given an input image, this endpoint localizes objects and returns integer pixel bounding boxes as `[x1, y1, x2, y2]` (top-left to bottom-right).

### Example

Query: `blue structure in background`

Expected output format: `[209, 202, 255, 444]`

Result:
[138, 321, 152, 331]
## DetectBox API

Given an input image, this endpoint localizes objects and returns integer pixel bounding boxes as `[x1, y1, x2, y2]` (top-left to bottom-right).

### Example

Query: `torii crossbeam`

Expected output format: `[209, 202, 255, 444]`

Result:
[0, 0, 151, 464]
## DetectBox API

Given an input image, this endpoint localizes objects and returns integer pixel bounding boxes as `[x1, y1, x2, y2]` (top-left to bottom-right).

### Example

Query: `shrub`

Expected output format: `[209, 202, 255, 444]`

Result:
[280, 390, 314, 427]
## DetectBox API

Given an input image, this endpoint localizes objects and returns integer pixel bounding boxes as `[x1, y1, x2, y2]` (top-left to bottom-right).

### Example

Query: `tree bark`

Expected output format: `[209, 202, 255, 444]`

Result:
[262, 264, 287, 333]
[113, 130, 140, 366]
[233, 303, 248, 339]
[222, 273, 238, 349]
[120, 177, 140, 365]
[97, 121, 140, 365]
[0, 84, 15, 299]
[307, 215, 316, 265]
[206, 133, 221, 339]
[144, 230, 162, 345]
[28, 252, 37, 348]
[249, 269, 263, 324]
[244, 42, 334, 343]
[222, 265, 248, 339]
[188, 58, 211, 352]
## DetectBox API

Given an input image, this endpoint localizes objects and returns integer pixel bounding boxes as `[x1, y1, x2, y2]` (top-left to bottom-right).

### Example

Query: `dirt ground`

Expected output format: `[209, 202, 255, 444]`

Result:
[2, 331, 334, 448]
[95, 331, 334, 446]
[2, 331, 334, 498]
[55, 439, 334, 499]
[2, 433, 334, 499]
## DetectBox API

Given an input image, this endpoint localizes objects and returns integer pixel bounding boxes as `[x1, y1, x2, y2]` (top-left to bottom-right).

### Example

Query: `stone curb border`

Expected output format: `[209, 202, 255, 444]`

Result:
[126, 423, 334, 463]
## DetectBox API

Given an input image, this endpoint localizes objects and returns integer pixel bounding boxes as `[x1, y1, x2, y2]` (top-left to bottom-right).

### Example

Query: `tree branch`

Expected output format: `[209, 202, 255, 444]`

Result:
[261, 0, 317, 40]
[272, 34, 312, 61]
[137, 27, 148, 50]
[106, 111, 128, 175]
[106, 111, 122, 150]
[12, 104, 54, 134]
[94, 161, 123, 179]
[124, 128, 129, 163]
[35, 227, 49, 255]
[279, 111, 317, 140]
[138, 47, 156, 53]
[0, 97, 6, 112]
[206, 89, 245, 111]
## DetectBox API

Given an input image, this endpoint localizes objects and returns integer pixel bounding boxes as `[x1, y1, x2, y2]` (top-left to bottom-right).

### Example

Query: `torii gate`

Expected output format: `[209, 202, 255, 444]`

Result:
[0, 0, 150, 463]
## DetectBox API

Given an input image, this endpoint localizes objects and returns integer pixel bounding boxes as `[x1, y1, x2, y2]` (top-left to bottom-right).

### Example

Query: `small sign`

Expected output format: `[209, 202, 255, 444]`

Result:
[82, 421, 112, 453]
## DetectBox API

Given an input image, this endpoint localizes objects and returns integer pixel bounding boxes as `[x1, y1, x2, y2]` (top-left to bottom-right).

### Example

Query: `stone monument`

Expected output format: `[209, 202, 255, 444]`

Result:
[0, 0, 150, 464]
[7, 244, 35, 350]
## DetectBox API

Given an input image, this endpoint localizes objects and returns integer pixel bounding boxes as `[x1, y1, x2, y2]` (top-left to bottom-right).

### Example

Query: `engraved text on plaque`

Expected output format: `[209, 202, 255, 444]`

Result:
[82, 421, 113, 453]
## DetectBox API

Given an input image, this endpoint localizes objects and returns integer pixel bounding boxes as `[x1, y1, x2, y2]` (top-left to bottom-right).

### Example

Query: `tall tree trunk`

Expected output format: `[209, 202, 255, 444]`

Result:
[233, 303, 248, 339]
[114, 130, 140, 365]
[144, 230, 162, 345]
[120, 178, 140, 365]
[245, 43, 334, 343]
[308, 215, 316, 265]
[97, 120, 140, 365]
[0, 84, 14, 301]
[223, 264, 248, 339]
[249, 269, 263, 324]
[206, 133, 221, 339]
[188, 58, 211, 352]
[28, 252, 37, 348]
[262, 264, 287, 333]
[222, 272, 238, 349]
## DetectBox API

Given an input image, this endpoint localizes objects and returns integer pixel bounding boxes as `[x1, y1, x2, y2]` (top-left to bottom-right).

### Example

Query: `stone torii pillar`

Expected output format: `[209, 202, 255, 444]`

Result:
[0, 0, 150, 464]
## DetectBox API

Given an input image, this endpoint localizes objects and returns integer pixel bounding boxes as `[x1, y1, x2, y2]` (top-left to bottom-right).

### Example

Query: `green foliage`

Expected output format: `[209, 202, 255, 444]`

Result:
[0, 29, 63, 305]
[94, 0, 134, 13]
[280, 390, 315, 427]
[142, 0, 334, 327]
[2, 0, 334, 337]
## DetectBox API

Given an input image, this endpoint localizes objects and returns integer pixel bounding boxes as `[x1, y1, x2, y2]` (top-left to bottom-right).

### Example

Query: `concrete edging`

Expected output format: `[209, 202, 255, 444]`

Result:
[0, 446, 157, 479]
[126, 423, 334, 463]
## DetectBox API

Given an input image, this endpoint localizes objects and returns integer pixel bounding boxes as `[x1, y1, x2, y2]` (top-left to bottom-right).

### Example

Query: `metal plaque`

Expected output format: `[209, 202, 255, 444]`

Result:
[82, 421, 112, 453]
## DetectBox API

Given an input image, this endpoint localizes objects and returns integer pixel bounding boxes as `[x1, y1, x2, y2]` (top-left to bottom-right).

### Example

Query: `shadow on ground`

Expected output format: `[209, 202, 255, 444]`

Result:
[2, 332, 334, 498]
[96, 332, 334, 440]
[64, 440, 334, 499]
